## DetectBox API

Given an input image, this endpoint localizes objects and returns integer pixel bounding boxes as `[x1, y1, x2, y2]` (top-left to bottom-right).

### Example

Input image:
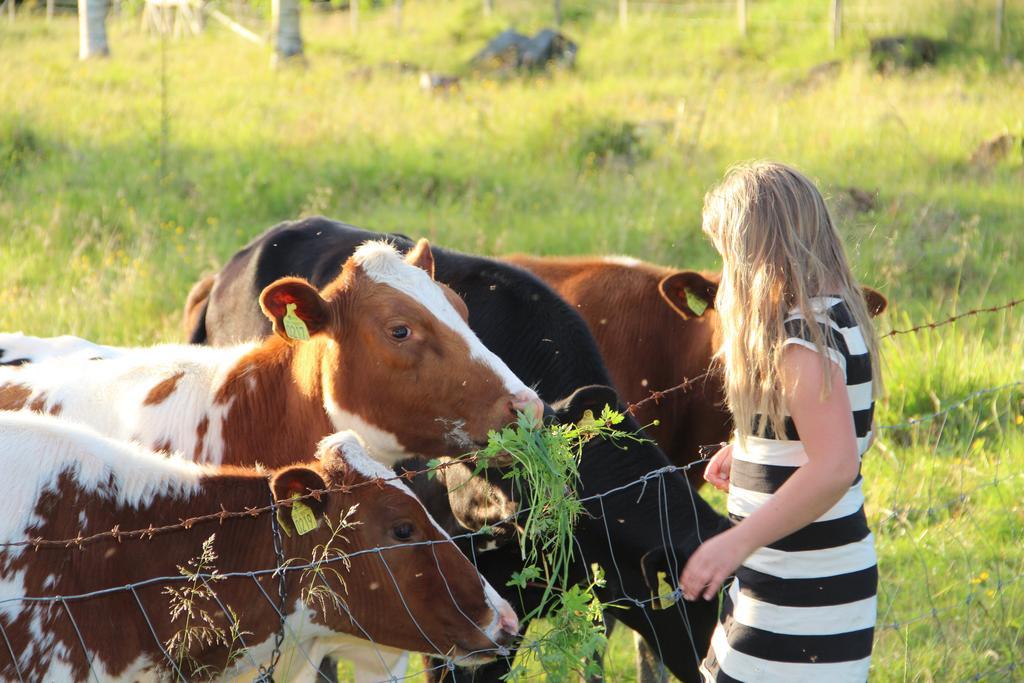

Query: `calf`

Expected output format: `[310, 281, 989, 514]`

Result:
[505, 254, 888, 487]
[0, 238, 542, 469]
[0, 413, 518, 681]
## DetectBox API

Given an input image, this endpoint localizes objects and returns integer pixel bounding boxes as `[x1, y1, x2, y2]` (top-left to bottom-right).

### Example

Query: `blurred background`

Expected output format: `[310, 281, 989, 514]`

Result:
[1, 1, 1022, 680]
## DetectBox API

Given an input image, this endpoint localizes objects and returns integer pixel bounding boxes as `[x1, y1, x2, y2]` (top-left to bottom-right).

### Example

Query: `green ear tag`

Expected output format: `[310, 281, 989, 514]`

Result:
[577, 409, 597, 430]
[290, 494, 318, 536]
[653, 570, 678, 610]
[276, 507, 292, 537]
[282, 303, 310, 341]
[684, 289, 707, 316]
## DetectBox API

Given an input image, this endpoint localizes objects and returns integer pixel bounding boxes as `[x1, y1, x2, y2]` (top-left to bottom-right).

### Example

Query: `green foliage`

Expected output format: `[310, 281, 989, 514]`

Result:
[575, 118, 650, 170]
[510, 572, 609, 681]
[0, 117, 46, 186]
[462, 406, 633, 679]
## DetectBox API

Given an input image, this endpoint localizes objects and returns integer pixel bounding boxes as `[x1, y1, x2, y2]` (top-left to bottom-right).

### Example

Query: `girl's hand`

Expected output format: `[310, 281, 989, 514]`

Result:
[680, 528, 751, 601]
[703, 442, 733, 492]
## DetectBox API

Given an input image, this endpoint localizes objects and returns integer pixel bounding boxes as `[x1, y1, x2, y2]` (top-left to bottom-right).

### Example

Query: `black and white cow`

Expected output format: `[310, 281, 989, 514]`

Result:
[185, 218, 730, 682]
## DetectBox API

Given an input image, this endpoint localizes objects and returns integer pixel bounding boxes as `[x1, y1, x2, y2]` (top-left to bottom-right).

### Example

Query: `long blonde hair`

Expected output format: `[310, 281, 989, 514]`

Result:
[701, 161, 882, 442]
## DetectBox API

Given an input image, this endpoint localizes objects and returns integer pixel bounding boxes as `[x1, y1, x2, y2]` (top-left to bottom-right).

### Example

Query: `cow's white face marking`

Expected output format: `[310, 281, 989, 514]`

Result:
[352, 241, 536, 400]
[322, 394, 407, 466]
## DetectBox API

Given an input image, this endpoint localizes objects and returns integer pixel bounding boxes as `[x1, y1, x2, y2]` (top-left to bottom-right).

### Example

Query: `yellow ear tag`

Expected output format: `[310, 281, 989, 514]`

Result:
[685, 289, 707, 316]
[290, 494, 318, 536]
[577, 409, 597, 430]
[276, 507, 293, 537]
[653, 570, 678, 610]
[282, 303, 310, 341]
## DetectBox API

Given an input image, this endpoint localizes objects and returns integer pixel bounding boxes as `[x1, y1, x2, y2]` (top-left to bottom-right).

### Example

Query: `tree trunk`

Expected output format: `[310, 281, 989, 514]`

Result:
[78, 0, 110, 59]
[272, 0, 303, 63]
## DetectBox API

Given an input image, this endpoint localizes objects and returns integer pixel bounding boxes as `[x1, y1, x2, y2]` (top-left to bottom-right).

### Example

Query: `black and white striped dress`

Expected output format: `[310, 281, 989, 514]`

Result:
[701, 297, 878, 683]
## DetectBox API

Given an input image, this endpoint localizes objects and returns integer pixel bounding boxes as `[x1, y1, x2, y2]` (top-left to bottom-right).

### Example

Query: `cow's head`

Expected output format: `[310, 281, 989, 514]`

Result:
[270, 432, 519, 663]
[259, 239, 543, 465]
[396, 457, 521, 554]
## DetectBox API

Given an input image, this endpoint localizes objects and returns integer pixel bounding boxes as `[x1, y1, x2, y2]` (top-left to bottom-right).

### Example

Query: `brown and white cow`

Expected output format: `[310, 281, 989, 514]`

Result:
[0, 412, 518, 682]
[504, 254, 887, 487]
[0, 239, 542, 469]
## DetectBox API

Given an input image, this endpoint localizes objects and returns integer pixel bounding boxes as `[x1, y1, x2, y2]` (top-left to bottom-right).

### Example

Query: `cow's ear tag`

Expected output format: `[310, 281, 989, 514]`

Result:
[577, 409, 597, 430]
[290, 494, 318, 536]
[283, 303, 311, 341]
[684, 289, 707, 316]
[652, 570, 678, 610]
[276, 507, 293, 537]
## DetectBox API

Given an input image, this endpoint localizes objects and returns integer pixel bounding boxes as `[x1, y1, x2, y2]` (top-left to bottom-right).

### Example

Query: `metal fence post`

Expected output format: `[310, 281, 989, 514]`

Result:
[737, 0, 747, 37]
[483, 0, 493, 18]
[554, 0, 561, 26]
[350, 0, 358, 34]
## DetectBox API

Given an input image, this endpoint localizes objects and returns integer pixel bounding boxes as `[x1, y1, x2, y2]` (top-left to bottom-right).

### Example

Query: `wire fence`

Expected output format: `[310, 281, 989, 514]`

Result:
[1, 299, 1022, 682]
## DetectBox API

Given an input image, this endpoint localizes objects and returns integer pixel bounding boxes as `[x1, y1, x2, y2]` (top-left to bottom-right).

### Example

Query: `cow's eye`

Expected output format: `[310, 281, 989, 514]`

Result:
[392, 522, 415, 541]
[390, 325, 411, 341]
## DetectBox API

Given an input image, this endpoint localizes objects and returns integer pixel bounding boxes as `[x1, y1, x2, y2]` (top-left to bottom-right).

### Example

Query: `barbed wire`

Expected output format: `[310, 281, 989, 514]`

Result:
[2, 297, 1022, 680]
[881, 298, 1024, 338]
[2, 447, 1019, 681]
[3, 377, 1020, 551]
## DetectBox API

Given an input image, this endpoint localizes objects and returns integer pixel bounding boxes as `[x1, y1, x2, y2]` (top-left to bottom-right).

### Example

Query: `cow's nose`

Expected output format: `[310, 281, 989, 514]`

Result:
[498, 604, 519, 636]
[510, 391, 544, 424]
[492, 604, 520, 648]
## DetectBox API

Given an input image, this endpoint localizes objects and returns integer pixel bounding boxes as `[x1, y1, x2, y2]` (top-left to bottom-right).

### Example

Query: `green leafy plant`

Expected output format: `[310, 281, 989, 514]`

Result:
[434, 405, 642, 679]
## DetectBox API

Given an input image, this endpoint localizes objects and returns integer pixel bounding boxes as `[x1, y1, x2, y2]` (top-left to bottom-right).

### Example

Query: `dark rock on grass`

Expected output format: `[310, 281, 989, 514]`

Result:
[841, 186, 879, 213]
[829, 186, 879, 215]
[472, 28, 578, 73]
[870, 35, 943, 73]
[970, 134, 1021, 167]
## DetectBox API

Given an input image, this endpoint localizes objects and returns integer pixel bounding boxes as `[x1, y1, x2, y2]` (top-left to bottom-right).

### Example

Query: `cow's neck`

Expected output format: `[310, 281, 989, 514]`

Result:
[216, 337, 335, 468]
[154, 473, 308, 669]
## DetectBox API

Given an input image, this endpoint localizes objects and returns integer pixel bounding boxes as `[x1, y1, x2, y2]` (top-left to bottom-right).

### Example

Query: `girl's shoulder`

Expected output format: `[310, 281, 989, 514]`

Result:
[783, 295, 871, 373]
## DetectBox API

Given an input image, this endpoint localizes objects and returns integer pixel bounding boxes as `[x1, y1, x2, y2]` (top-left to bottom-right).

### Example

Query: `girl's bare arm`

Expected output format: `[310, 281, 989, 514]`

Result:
[680, 345, 861, 599]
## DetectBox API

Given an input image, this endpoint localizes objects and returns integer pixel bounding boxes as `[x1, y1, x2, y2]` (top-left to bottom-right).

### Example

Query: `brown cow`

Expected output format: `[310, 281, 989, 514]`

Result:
[504, 254, 887, 487]
[0, 239, 543, 470]
[0, 413, 518, 681]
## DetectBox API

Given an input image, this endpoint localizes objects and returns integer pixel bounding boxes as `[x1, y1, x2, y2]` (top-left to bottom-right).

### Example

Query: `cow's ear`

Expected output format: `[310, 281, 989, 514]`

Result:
[260, 278, 330, 342]
[658, 271, 719, 319]
[405, 238, 436, 280]
[861, 286, 888, 317]
[271, 466, 329, 534]
[551, 385, 620, 426]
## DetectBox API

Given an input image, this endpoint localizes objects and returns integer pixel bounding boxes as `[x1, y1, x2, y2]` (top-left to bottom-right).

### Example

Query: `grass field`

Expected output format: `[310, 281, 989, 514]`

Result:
[1, 0, 1023, 680]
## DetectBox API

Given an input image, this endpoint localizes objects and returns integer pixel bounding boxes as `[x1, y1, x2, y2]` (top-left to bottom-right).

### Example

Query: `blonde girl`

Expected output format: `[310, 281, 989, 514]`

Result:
[680, 162, 882, 682]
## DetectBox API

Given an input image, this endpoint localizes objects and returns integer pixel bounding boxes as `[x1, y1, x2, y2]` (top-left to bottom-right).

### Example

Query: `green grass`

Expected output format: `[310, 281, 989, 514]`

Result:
[1, 0, 1022, 680]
